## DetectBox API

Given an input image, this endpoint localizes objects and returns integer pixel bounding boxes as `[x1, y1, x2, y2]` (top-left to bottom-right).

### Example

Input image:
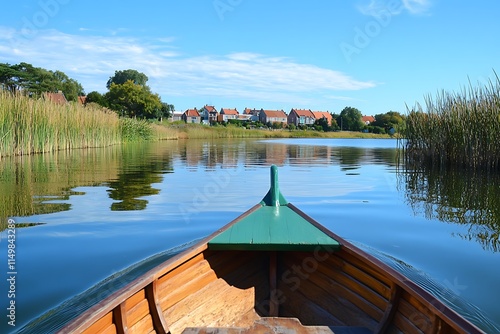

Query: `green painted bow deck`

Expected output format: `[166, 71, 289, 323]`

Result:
[208, 165, 341, 252]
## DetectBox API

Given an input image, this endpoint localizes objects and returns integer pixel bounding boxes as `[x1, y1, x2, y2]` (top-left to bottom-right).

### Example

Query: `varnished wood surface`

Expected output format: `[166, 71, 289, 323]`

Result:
[58, 204, 484, 334]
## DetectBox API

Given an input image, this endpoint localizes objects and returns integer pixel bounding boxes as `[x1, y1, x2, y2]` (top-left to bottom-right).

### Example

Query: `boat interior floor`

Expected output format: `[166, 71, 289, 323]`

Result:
[182, 317, 372, 334]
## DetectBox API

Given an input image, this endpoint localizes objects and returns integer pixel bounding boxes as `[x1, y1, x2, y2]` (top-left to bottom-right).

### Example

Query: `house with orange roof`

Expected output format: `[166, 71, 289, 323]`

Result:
[362, 115, 376, 125]
[288, 108, 316, 126]
[259, 109, 287, 125]
[43, 91, 67, 105]
[182, 108, 201, 123]
[200, 105, 218, 124]
[312, 111, 333, 126]
[218, 108, 239, 122]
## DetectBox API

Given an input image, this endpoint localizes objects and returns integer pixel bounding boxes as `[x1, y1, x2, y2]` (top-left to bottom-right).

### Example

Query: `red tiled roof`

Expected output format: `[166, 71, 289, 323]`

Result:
[362, 115, 375, 124]
[291, 109, 315, 118]
[221, 108, 238, 115]
[262, 110, 287, 118]
[184, 109, 200, 117]
[44, 91, 67, 105]
[312, 111, 332, 122]
[204, 105, 217, 113]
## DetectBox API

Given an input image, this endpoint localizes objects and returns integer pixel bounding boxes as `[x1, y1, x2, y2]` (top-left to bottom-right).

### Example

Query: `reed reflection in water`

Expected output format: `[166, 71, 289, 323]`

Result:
[399, 167, 500, 252]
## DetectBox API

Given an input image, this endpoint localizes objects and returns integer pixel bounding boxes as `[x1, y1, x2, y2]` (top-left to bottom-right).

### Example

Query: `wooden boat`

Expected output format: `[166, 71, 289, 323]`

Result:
[58, 165, 484, 334]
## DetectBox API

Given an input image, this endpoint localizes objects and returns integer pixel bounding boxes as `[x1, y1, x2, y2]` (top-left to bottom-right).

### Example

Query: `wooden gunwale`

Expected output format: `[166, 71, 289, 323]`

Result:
[58, 201, 484, 334]
[285, 203, 483, 333]
[57, 204, 263, 333]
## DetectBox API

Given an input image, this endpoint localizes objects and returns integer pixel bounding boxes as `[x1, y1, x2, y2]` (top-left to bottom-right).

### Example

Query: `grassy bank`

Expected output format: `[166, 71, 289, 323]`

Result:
[170, 123, 390, 139]
[403, 75, 500, 171]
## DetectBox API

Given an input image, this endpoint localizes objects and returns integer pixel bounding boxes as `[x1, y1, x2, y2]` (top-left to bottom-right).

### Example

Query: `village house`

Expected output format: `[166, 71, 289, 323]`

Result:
[312, 111, 333, 126]
[43, 91, 67, 105]
[170, 112, 184, 122]
[199, 105, 218, 124]
[287, 109, 316, 127]
[243, 108, 260, 122]
[362, 115, 376, 125]
[259, 109, 288, 125]
[182, 108, 201, 123]
[218, 108, 239, 122]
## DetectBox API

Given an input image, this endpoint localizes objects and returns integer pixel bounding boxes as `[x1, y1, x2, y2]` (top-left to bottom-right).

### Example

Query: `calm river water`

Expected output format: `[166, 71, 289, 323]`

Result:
[1, 138, 499, 333]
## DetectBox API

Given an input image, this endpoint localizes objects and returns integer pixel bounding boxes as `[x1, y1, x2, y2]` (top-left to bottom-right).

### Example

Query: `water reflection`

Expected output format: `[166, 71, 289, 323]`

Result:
[400, 167, 500, 252]
[1, 139, 402, 229]
[106, 143, 173, 211]
[5, 138, 498, 250]
[0, 149, 120, 230]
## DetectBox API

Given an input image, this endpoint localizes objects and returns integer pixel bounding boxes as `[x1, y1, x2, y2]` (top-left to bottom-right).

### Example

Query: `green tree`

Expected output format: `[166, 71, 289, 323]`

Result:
[330, 117, 339, 131]
[105, 80, 162, 118]
[155, 103, 174, 121]
[339, 107, 364, 131]
[85, 91, 106, 106]
[272, 122, 283, 129]
[53, 70, 84, 101]
[106, 69, 149, 89]
[12, 62, 57, 96]
[0, 63, 21, 92]
[0, 62, 84, 101]
[373, 111, 405, 133]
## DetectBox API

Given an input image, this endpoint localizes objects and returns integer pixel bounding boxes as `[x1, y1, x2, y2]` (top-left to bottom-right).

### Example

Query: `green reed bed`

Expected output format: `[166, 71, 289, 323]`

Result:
[0, 92, 121, 158]
[403, 75, 500, 171]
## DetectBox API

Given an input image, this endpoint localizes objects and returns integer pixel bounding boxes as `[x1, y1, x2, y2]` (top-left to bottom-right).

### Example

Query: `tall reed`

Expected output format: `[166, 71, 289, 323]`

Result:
[403, 74, 500, 171]
[0, 92, 121, 158]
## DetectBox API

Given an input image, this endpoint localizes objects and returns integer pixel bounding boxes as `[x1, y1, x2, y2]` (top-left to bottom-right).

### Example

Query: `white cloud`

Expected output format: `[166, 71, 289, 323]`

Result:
[358, 0, 431, 17]
[402, 0, 432, 14]
[0, 27, 376, 104]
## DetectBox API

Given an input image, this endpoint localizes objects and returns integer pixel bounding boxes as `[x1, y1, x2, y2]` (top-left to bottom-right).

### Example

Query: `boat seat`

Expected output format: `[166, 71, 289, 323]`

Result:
[182, 317, 372, 334]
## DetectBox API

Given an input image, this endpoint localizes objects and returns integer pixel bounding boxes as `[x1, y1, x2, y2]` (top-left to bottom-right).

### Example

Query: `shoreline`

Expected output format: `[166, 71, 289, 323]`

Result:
[0, 93, 390, 159]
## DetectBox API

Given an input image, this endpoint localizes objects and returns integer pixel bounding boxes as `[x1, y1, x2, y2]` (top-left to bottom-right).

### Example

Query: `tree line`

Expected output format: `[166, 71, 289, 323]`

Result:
[333, 107, 405, 134]
[0, 63, 173, 120]
[0, 62, 404, 132]
[0, 62, 84, 101]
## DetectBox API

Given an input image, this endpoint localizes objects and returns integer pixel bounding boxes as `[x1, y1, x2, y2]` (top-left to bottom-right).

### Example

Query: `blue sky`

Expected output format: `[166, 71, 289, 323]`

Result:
[1, 1, 499, 115]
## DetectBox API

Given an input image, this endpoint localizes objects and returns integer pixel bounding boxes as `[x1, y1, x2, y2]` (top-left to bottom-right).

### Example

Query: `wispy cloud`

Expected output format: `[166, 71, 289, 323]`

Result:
[358, 0, 432, 17]
[0, 27, 376, 105]
[402, 0, 432, 14]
